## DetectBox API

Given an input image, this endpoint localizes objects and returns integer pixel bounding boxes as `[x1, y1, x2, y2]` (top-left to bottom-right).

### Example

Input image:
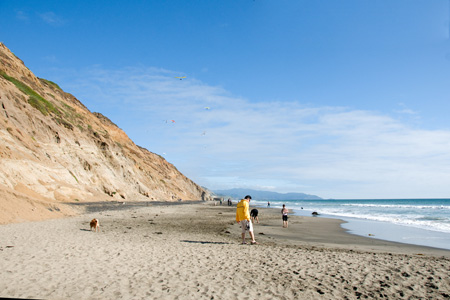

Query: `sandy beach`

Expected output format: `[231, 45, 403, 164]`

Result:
[1, 202, 449, 299]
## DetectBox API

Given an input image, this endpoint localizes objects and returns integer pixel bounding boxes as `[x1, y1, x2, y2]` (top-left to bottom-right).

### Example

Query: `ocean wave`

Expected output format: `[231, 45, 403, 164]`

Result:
[310, 210, 450, 234]
[251, 199, 450, 234]
[341, 204, 450, 210]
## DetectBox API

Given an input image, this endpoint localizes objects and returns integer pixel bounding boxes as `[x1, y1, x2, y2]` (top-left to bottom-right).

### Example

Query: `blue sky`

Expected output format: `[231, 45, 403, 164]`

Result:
[1, 0, 450, 199]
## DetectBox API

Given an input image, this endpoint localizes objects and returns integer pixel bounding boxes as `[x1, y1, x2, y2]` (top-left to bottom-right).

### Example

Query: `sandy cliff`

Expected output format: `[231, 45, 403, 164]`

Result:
[0, 43, 210, 224]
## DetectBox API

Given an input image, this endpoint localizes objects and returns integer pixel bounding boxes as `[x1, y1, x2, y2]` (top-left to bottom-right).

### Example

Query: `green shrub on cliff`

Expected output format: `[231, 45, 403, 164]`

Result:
[40, 78, 62, 91]
[0, 71, 60, 116]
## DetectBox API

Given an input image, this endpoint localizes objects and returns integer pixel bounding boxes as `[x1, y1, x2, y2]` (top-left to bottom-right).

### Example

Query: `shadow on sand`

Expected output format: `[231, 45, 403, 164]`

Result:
[181, 240, 231, 245]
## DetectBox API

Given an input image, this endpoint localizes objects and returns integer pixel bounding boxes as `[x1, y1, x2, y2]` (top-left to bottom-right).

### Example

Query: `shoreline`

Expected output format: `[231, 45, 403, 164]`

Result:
[246, 205, 450, 256]
[252, 201, 450, 252]
[1, 201, 449, 299]
[340, 216, 450, 251]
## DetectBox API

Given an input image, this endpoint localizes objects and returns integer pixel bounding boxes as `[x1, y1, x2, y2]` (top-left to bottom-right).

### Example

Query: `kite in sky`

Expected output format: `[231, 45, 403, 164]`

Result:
[175, 76, 186, 80]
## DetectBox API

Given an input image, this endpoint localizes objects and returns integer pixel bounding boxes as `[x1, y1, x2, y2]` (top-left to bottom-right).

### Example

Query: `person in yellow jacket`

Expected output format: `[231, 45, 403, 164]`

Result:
[236, 195, 258, 244]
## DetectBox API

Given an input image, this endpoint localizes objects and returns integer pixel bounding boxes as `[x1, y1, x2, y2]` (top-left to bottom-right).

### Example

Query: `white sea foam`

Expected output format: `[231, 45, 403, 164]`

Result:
[251, 198, 450, 249]
[252, 199, 450, 234]
[317, 210, 450, 233]
[341, 203, 450, 210]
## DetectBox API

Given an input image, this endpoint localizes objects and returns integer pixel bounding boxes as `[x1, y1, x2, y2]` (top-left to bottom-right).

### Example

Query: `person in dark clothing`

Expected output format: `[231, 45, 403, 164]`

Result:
[250, 208, 259, 224]
[281, 204, 289, 228]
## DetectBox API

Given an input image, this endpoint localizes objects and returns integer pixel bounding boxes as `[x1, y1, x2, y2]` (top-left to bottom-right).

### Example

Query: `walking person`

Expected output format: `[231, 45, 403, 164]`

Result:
[236, 195, 258, 244]
[281, 204, 289, 228]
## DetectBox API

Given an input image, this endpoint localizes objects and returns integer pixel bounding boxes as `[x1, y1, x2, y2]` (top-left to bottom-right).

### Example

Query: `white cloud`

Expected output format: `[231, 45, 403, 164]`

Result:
[396, 108, 417, 115]
[395, 102, 419, 116]
[56, 66, 450, 199]
[43, 55, 58, 63]
[38, 12, 65, 26]
[16, 11, 29, 21]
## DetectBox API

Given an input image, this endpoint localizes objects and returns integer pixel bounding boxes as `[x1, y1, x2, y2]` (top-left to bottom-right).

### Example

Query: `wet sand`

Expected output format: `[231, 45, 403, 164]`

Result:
[0, 202, 449, 299]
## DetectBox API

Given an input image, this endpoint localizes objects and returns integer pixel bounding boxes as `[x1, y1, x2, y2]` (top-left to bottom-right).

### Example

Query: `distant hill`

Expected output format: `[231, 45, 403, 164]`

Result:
[213, 188, 322, 200]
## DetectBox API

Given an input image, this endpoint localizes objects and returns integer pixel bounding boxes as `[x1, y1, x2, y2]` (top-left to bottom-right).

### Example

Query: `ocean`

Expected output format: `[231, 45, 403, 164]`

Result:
[251, 198, 450, 250]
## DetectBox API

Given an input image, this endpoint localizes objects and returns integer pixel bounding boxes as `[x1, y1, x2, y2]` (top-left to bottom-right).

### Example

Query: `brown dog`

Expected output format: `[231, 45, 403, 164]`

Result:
[90, 218, 100, 232]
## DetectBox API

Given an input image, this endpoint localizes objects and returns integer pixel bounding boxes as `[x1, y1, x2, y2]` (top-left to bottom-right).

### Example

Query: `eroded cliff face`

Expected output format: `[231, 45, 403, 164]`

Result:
[0, 43, 211, 224]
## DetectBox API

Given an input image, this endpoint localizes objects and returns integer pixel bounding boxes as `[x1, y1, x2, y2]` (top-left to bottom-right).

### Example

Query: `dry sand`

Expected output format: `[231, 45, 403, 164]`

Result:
[0, 202, 449, 299]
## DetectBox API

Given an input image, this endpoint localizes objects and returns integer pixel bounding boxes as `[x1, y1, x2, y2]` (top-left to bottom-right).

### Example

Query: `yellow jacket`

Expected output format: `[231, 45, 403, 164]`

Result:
[236, 199, 250, 222]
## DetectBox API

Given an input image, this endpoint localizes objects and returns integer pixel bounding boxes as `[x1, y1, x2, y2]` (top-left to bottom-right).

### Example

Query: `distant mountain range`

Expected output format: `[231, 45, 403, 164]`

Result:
[213, 188, 322, 200]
